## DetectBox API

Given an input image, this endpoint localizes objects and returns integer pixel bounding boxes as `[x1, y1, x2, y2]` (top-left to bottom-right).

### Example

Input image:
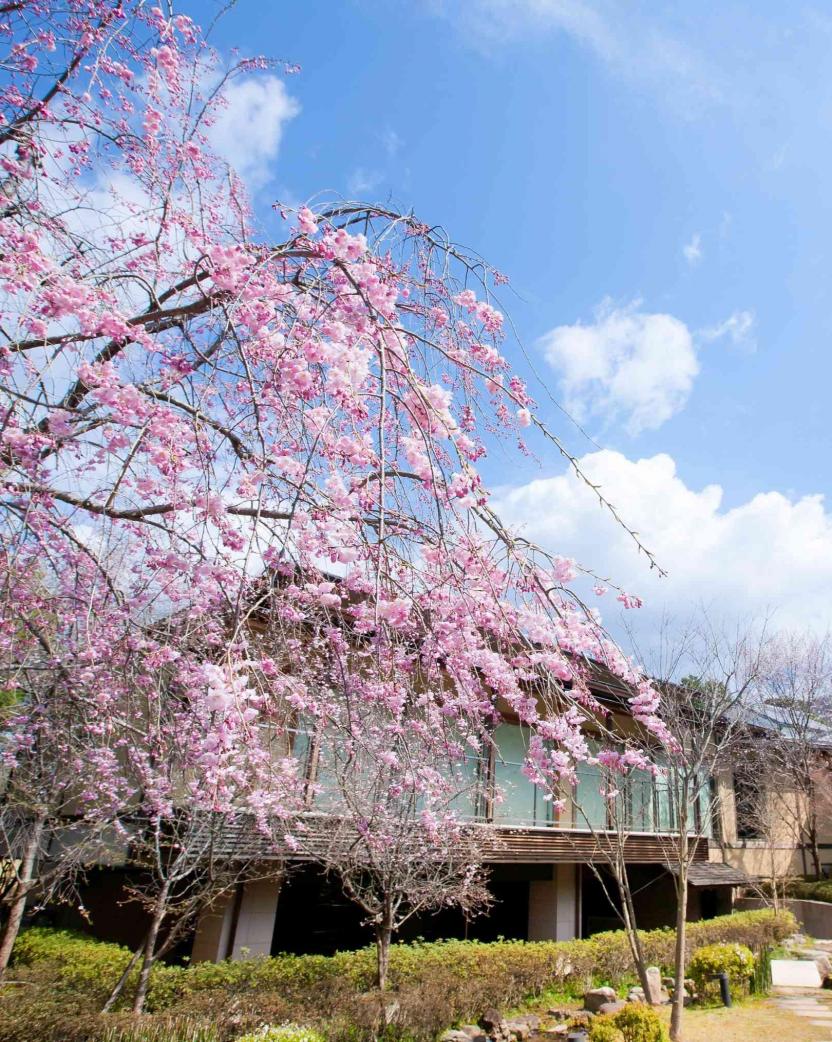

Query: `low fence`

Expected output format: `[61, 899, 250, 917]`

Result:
[737, 896, 832, 939]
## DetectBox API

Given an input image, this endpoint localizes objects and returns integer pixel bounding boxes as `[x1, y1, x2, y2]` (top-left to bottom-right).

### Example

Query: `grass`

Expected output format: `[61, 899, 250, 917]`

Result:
[656, 997, 832, 1042]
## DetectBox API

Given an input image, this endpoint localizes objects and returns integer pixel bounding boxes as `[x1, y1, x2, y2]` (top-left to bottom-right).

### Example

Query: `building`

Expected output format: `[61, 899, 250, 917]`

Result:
[44, 657, 832, 963]
[186, 666, 755, 962]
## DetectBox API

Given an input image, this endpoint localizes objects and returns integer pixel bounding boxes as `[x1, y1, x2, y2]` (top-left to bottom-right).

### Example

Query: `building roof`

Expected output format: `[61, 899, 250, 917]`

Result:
[666, 861, 750, 887]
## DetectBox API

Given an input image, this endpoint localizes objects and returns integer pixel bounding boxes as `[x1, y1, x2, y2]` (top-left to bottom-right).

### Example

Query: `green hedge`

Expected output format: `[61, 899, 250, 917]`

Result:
[785, 879, 832, 904]
[3, 910, 796, 1042]
[753, 877, 832, 904]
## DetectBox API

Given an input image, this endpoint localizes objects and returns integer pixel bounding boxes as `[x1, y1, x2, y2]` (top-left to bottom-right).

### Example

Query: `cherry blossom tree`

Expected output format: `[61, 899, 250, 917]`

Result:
[0, 555, 133, 978]
[0, 0, 666, 980]
[293, 720, 490, 996]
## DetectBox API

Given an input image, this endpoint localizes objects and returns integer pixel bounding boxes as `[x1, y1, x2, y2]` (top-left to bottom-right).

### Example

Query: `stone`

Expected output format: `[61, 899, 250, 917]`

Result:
[523, 1015, 542, 1032]
[441, 1033, 475, 1042]
[770, 959, 824, 988]
[546, 1008, 570, 1021]
[503, 1020, 530, 1040]
[543, 1027, 568, 1037]
[626, 987, 645, 1004]
[481, 1010, 508, 1038]
[596, 1001, 626, 1016]
[459, 1028, 488, 1042]
[644, 966, 665, 1005]
[583, 986, 616, 1013]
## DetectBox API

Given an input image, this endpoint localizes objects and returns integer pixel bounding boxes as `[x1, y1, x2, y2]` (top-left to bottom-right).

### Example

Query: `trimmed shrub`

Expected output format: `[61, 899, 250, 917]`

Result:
[687, 943, 755, 1000]
[609, 1006, 668, 1042]
[588, 1007, 668, 1042]
[11, 928, 139, 1004]
[769, 879, 832, 904]
[2, 910, 795, 1042]
[588, 1017, 623, 1042]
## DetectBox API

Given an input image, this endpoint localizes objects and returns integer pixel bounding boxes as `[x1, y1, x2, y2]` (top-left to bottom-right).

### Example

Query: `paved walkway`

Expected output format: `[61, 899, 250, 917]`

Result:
[772, 938, 832, 1035]
[773, 988, 832, 1034]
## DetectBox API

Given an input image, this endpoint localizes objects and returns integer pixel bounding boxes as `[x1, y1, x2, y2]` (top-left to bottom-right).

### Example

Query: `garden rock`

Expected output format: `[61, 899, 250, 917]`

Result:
[626, 987, 645, 1003]
[596, 1001, 626, 1016]
[481, 1010, 508, 1039]
[459, 1027, 488, 1042]
[503, 1019, 531, 1040]
[815, 955, 832, 979]
[583, 986, 616, 1013]
[441, 1032, 476, 1042]
[546, 1008, 571, 1020]
[645, 966, 668, 1004]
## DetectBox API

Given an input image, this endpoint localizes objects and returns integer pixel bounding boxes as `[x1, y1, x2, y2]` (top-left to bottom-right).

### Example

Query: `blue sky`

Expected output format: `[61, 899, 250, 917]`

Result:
[187, 0, 832, 636]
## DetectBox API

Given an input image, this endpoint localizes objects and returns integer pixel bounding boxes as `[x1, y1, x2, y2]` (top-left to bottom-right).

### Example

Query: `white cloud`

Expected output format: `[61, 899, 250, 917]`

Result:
[682, 232, 703, 265]
[207, 75, 300, 189]
[382, 129, 403, 158]
[540, 299, 699, 435]
[702, 309, 756, 351]
[493, 450, 832, 635]
[432, 0, 724, 116]
[347, 167, 383, 197]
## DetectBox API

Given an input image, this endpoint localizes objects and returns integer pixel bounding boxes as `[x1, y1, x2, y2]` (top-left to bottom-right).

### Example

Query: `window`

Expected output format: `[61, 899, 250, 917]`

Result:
[574, 739, 608, 830]
[626, 767, 655, 832]
[733, 767, 764, 840]
[492, 722, 551, 827]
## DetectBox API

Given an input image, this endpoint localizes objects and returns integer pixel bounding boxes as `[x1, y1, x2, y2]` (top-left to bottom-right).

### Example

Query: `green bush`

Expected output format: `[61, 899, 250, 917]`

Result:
[788, 879, 832, 903]
[687, 943, 755, 999]
[755, 877, 832, 904]
[233, 1027, 326, 1042]
[588, 1017, 623, 1042]
[588, 1006, 668, 1042]
[11, 928, 139, 1003]
[2, 910, 795, 1042]
[609, 1005, 668, 1042]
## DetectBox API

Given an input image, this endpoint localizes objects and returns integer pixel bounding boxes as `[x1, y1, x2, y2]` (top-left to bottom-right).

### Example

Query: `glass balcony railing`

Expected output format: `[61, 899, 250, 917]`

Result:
[291, 724, 714, 837]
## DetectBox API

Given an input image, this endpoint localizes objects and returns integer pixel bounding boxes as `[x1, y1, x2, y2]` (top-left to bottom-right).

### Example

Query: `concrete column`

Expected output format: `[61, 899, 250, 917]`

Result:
[229, 877, 282, 959]
[527, 864, 578, 941]
[191, 876, 282, 962]
[191, 891, 236, 963]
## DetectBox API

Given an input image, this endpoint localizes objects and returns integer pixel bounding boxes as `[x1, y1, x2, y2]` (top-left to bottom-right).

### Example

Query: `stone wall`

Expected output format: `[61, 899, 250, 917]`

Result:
[736, 896, 832, 940]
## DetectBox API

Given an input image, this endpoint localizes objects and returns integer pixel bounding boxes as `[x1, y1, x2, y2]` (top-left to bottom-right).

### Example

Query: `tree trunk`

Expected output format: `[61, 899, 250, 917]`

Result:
[615, 866, 653, 1003]
[131, 880, 170, 1014]
[807, 816, 822, 880]
[102, 931, 148, 1013]
[669, 866, 689, 1042]
[375, 917, 392, 993]
[0, 815, 44, 979]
